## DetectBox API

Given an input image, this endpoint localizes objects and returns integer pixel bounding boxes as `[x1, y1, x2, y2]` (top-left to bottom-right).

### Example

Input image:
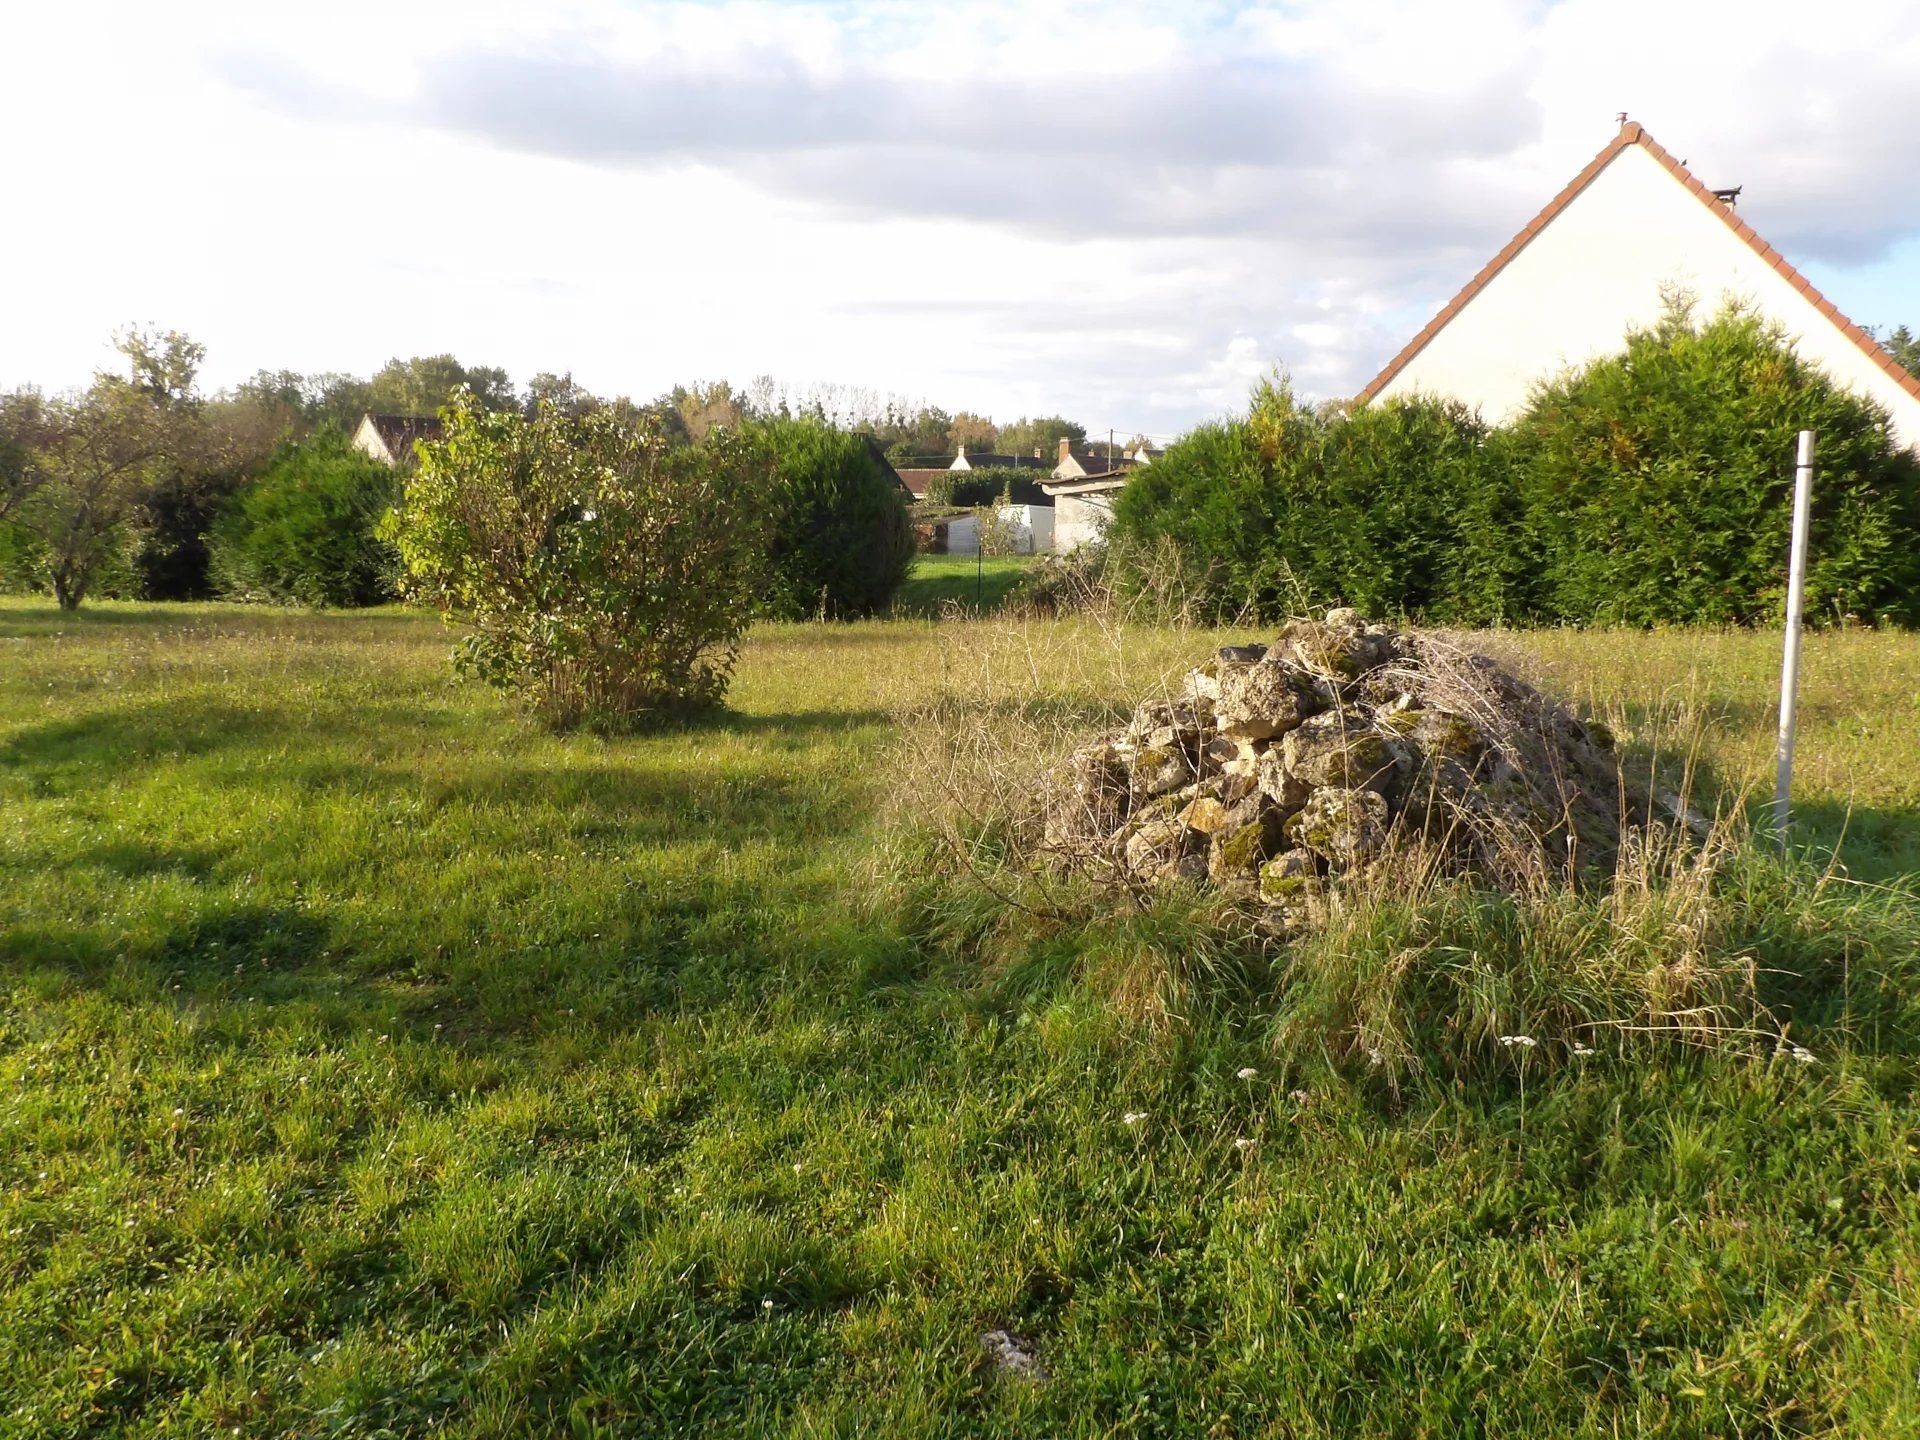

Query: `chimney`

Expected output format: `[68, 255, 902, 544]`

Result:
[956, 443, 966, 463]
[1033, 445, 1041, 459]
[1058, 437, 1072, 464]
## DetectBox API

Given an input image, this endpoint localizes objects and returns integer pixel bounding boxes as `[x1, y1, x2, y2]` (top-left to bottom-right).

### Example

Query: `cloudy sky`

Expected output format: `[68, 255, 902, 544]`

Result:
[4, 0, 1918, 437]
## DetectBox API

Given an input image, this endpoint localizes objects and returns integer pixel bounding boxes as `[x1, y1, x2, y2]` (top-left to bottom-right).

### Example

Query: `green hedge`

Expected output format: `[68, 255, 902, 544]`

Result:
[752, 419, 916, 619]
[209, 430, 399, 607]
[1109, 304, 1920, 626]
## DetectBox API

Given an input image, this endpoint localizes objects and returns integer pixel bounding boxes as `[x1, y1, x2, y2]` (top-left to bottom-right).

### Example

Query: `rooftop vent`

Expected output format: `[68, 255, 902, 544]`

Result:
[1711, 185, 1742, 208]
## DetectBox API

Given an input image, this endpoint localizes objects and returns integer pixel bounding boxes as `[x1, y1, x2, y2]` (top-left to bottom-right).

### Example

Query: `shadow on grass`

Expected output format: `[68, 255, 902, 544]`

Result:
[0, 696, 893, 772]
[0, 601, 434, 635]
[1785, 798, 1920, 887]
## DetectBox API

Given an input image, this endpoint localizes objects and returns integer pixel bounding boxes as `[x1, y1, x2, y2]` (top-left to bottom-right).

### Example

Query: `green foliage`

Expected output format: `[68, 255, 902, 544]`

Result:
[384, 393, 771, 729]
[367, 353, 516, 416]
[755, 418, 916, 619]
[1112, 381, 1490, 619]
[1112, 307, 1920, 626]
[947, 466, 1050, 507]
[997, 414, 1086, 461]
[209, 429, 399, 607]
[877, 404, 954, 464]
[1883, 323, 1919, 376]
[1504, 303, 1920, 625]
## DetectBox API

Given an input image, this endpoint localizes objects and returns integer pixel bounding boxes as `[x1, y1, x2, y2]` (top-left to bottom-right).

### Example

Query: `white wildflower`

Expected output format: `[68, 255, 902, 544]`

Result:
[1786, 1044, 1816, 1065]
[1288, 1090, 1311, 1105]
[1499, 1035, 1538, 1050]
[1122, 1111, 1147, 1126]
[761, 1298, 774, 1311]
[1233, 1137, 1255, 1152]
[1236, 1067, 1258, 1080]
[1571, 1043, 1595, 1057]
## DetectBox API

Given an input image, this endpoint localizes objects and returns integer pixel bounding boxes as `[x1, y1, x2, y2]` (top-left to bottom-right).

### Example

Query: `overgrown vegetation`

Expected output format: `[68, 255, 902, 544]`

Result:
[1, 602, 1917, 1434]
[208, 429, 398, 606]
[753, 418, 916, 620]
[385, 394, 772, 728]
[1111, 303, 1920, 626]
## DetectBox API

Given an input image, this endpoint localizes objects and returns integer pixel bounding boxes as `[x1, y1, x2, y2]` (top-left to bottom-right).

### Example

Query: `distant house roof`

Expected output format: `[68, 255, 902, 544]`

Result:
[860, 435, 915, 496]
[1041, 472, 1129, 497]
[895, 468, 949, 497]
[949, 447, 1049, 471]
[352, 412, 444, 465]
[1050, 437, 1131, 482]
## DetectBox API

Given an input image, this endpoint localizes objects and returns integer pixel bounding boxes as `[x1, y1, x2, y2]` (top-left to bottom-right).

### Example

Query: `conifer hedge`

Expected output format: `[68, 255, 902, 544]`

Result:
[1109, 304, 1920, 626]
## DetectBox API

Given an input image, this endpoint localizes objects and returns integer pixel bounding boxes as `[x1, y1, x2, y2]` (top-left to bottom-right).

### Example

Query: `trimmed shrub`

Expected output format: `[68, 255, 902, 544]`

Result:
[754, 419, 915, 619]
[210, 430, 398, 607]
[1110, 383, 1490, 620]
[948, 466, 1051, 507]
[383, 393, 771, 730]
[1505, 302, 1920, 625]
[1109, 305, 1920, 627]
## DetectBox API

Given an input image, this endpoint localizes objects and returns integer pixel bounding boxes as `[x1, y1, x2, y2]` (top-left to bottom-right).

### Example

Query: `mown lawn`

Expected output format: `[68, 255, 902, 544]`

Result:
[2, 600, 1919, 1437]
[892, 554, 1039, 616]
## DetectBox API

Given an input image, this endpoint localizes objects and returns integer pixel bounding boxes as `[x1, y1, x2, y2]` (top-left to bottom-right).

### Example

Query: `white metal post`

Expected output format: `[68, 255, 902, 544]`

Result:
[1773, 430, 1816, 844]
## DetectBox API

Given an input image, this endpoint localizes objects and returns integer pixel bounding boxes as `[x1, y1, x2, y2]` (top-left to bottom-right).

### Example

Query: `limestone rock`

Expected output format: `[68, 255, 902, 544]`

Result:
[1129, 743, 1200, 803]
[1126, 818, 1209, 882]
[1174, 795, 1232, 835]
[1044, 739, 1131, 848]
[1036, 608, 1638, 934]
[1217, 656, 1321, 742]
[1287, 787, 1390, 866]
[1258, 846, 1320, 898]
[1281, 711, 1402, 793]
[1254, 746, 1310, 812]
[1211, 807, 1290, 884]
[1126, 698, 1212, 752]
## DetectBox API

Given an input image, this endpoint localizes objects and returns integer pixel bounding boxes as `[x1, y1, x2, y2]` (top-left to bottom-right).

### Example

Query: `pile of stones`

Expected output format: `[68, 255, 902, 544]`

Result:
[1040, 609, 1630, 931]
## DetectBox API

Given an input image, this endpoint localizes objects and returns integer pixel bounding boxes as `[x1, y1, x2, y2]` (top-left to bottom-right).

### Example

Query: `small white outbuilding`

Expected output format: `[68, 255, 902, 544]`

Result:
[1363, 120, 1920, 448]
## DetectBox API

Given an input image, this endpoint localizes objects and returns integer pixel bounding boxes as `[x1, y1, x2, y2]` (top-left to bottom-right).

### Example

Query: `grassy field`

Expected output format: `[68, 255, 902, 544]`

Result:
[892, 554, 1039, 616]
[2, 600, 1919, 1437]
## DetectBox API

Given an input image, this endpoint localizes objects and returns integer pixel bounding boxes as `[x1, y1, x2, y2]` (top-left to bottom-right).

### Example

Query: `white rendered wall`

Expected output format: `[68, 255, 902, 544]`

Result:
[1053, 493, 1114, 552]
[1375, 144, 1920, 448]
[998, 504, 1055, 554]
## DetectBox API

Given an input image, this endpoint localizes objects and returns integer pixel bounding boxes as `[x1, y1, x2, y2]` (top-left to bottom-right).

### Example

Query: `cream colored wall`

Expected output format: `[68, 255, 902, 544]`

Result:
[1376, 143, 1920, 448]
[1053, 493, 1114, 552]
[349, 416, 393, 464]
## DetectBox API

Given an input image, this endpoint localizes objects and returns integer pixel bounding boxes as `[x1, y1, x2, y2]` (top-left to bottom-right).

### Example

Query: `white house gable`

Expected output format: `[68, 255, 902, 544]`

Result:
[1367, 122, 1920, 448]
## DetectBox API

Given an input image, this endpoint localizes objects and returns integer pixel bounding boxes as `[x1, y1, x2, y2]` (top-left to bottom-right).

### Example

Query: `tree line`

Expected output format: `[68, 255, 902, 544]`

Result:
[0, 332, 1083, 610]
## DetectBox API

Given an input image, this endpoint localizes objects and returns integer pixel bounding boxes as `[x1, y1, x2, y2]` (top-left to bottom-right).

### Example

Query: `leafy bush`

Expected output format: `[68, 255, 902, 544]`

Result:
[383, 393, 771, 730]
[209, 430, 398, 607]
[754, 419, 915, 619]
[1503, 302, 1920, 625]
[1111, 383, 1490, 620]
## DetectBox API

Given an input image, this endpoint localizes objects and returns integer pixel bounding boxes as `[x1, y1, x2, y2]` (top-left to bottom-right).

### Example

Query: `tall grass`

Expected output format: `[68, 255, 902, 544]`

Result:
[884, 611, 1920, 1083]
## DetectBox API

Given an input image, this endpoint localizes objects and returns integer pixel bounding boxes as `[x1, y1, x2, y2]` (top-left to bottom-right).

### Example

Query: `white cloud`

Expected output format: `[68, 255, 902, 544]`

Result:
[2, 0, 1918, 436]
